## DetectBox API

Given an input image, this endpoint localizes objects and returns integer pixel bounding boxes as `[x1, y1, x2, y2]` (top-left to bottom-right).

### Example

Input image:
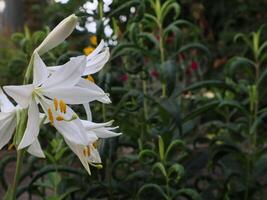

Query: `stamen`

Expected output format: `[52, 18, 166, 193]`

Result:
[48, 108, 54, 125]
[8, 144, 14, 150]
[90, 35, 97, 46]
[56, 115, 64, 121]
[89, 163, 103, 169]
[92, 141, 98, 149]
[54, 98, 58, 111]
[59, 100, 67, 113]
[86, 75, 95, 83]
[56, 114, 78, 122]
[83, 147, 91, 157]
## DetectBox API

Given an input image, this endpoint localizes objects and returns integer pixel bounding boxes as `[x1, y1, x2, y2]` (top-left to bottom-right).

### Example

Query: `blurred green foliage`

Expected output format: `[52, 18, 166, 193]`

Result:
[1, 0, 267, 199]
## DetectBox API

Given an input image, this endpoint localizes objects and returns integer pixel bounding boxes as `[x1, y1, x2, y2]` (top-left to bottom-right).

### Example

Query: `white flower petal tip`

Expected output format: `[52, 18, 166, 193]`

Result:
[27, 139, 46, 158]
[35, 14, 78, 55]
[3, 85, 34, 108]
[0, 87, 15, 112]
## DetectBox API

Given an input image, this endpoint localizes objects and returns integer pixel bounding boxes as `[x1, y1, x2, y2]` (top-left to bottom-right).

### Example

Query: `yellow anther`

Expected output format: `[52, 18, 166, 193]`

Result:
[56, 115, 64, 121]
[92, 141, 98, 149]
[83, 147, 91, 157]
[54, 98, 58, 111]
[90, 35, 97, 46]
[83, 47, 95, 56]
[89, 163, 103, 169]
[86, 75, 95, 83]
[59, 100, 67, 113]
[48, 108, 54, 126]
[8, 144, 14, 150]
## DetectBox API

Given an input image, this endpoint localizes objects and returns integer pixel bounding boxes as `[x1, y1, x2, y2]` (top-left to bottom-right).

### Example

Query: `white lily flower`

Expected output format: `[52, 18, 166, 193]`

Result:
[48, 40, 110, 76]
[64, 119, 121, 175]
[35, 14, 78, 55]
[4, 53, 107, 149]
[0, 88, 45, 158]
[46, 40, 111, 120]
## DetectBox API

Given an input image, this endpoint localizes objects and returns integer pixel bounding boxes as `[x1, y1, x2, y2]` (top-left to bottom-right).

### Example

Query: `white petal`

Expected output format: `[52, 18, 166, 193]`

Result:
[87, 147, 101, 163]
[86, 40, 105, 60]
[81, 120, 121, 138]
[83, 103, 92, 121]
[83, 47, 110, 75]
[27, 139, 45, 158]
[3, 85, 34, 108]
[0, 113, 16, 149]
[35, 14, 78, 55]
[64, 138, 91, 175]
[55, 119, 94, 145]
[43, 86, 108, 104]
[81, 120, 114, 129]
[92, 128, 122, 138]
[18, 99, 40, 149]
[41, 56, 86, 89]
[78, 79, 111, 104]
[33, 53, 49, 87]
[38, 97, 97, 145]
[0, 88, 15, 112]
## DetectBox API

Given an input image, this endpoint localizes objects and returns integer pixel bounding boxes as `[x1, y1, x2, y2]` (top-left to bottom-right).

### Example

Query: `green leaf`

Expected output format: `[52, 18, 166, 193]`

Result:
[167, 163, 185, 181]
[173, 188, 202, 200]
[182, 80, 236, 94]
[137, 183, 168, 199]
[158, 136, 165, 161]
[161, 0, 180, 22]
[183, 101, 220, 123]
[152, 162, 167, 177]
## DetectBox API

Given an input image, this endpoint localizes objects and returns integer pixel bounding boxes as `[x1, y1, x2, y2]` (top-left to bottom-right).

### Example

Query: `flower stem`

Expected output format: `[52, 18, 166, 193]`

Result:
[11, 150, 24, 200]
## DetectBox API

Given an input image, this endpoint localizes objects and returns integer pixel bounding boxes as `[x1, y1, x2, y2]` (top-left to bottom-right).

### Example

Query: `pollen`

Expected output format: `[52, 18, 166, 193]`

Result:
[83, 147, 91, 157]
[83, 47, 95, 56]
[54, 98, 58, 111]
[48, 108, 54, 125]
[59, 100, 67, 113]
[90, 35, 97, 46]
[86, 75, 95, 83]
[56, 115, 64, 121]
[92, 141, 98, 149]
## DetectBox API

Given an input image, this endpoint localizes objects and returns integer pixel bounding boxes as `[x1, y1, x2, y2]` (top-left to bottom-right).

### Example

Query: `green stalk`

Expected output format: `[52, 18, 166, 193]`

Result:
[4, 54, 34, 200]
[245, 62, 260, 200]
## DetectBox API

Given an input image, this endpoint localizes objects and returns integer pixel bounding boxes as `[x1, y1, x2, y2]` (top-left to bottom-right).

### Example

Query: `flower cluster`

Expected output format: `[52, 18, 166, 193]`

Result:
[0, 14, 121, 174]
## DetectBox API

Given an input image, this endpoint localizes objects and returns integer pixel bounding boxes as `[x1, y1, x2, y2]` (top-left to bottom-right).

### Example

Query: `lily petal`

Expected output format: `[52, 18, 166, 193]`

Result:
[39, 98, 97, 145]
[41, 56, 86, 89]
[35, 14, 78, 55]
[0, 88, 15, 112]
[3, 85, 34, 108]
[83, 103, 92, 121]
[83, 47, 110, 75]
[0, 113, 16, 149]
[87, 147, 101, 163]
[92, 128, 122, 138]
[86, 40, 105, 60]
[18, 98, 40, 149]
[78, 79, 111, 104]
[64, 138, 91, 175]
[43, 86, 108, 104]
[33, 53, 49, 87]
[81, 120, 114, 129]
[27, 139, 45, 158]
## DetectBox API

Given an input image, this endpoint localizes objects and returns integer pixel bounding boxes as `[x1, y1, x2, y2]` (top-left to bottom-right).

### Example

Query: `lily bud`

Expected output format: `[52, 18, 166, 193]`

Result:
[35, 14, 78, 55]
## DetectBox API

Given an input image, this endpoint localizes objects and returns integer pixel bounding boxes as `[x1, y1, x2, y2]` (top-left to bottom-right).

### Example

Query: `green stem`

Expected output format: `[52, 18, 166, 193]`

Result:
[245, 62, 260, 200]
[98, 0, 103, 20]
[11, 150, 24, 200]
[159, 27, 166, 97]
[102, 104, 106, 122]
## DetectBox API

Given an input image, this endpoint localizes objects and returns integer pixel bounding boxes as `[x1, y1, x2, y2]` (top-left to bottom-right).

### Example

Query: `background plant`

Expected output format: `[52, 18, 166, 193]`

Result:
[1, 0, 267, 199]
